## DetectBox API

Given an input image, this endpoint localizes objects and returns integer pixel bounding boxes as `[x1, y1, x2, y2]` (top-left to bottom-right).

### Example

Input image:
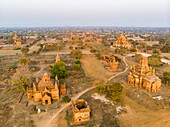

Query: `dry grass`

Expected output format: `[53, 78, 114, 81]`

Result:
[81, 55, 114, 81]
[119, 95, 170, 127]
[28, 44, 40, 53]
[0, 50, 20, 56]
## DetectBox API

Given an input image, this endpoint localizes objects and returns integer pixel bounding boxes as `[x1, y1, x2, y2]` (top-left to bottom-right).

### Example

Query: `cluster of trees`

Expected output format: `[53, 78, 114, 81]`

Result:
[96, 82, 124, 102]
[115, 48, 129, 55]
[148, 55, 163, 67]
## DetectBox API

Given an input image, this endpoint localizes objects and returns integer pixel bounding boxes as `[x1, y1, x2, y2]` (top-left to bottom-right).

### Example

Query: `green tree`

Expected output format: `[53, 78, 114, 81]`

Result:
[12, 65, 32, 91]
[163, 72, 170, 85]
[21, 47, 29, 55]
[51, 61, 68, 79]
[71, 50, 83, 59]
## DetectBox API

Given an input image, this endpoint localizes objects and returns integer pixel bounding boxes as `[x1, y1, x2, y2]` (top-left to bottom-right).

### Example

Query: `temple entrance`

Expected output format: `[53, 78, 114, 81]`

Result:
[45, 100, 48, 104]
[42, 94, 51, 105]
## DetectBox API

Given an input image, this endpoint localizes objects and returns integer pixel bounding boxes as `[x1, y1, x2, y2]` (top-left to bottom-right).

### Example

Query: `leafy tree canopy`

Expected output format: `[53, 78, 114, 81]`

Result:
[51, 61, 68, 79]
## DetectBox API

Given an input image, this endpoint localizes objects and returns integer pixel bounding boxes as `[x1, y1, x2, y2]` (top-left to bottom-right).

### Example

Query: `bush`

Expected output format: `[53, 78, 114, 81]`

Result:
[62, 96, 71, 102]
[95, 53, 102, 60]
[73, 64, 81, 70]
[74, 59, 81, 64]
[90, 49, 97, 53]
[130, 48, 137, 52]
[115, 57, 121, 62]
[69, 46, 73, 50]
[14, 47, 21, 50]
[21, 47, 29, 55]
[8, 64, 17, 70]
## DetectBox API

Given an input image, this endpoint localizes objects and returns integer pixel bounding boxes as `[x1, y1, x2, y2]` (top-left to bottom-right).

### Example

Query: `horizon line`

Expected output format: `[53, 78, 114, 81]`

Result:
[0, 26, 170, 28]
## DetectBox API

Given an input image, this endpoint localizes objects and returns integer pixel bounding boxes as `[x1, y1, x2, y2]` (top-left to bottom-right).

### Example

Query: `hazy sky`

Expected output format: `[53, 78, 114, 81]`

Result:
[0, 0, 169, 27]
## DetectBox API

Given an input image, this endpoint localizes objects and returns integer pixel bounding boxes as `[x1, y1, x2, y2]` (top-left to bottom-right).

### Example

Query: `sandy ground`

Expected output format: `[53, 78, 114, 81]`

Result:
[119, 96, 170, 127]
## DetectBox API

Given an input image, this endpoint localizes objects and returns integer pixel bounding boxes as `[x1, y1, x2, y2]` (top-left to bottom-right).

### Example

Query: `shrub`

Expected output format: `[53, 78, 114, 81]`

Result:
[62, 96, 71, 102]
[73, 64, 81, 70]
[95, 53, 102, 60]
[21, 47, 29, 55]
[69, 46, 73, 50]
[90, 49, 97, 53]
[130, 48, 137, 52]
[9, 64, 17, 70]
[74, 59, 81, 64]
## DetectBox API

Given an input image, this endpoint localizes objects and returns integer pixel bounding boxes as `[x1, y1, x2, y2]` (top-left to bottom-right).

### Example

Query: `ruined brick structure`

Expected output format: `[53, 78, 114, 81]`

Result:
[103, 55, 119, 70]
[128, 56, 161, 92]
[56, 54, 60, 63]
[72, 99, 91, 123]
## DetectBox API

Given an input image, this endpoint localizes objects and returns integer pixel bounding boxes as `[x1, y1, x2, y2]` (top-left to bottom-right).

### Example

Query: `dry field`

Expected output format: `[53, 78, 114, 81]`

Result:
[28, 44, 40, 54]
[81, 55, 114, 81]
[0, 50, 21, 56]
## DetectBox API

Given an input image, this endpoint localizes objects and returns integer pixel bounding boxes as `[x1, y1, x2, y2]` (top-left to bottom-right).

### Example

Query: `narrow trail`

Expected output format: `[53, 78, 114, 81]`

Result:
[42, 55, 129, 127]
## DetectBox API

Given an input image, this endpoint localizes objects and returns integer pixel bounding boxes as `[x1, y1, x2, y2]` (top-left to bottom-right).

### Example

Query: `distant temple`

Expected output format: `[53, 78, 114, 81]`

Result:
[113, 33, 131, 49]
[27, 73, 66, 105]
[13, 33, 22, 46]
[56, 54, 61, 63]
[102, 55, 119, 70]
[128, 56, 161, 92]
[72, 99, 91, 123]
